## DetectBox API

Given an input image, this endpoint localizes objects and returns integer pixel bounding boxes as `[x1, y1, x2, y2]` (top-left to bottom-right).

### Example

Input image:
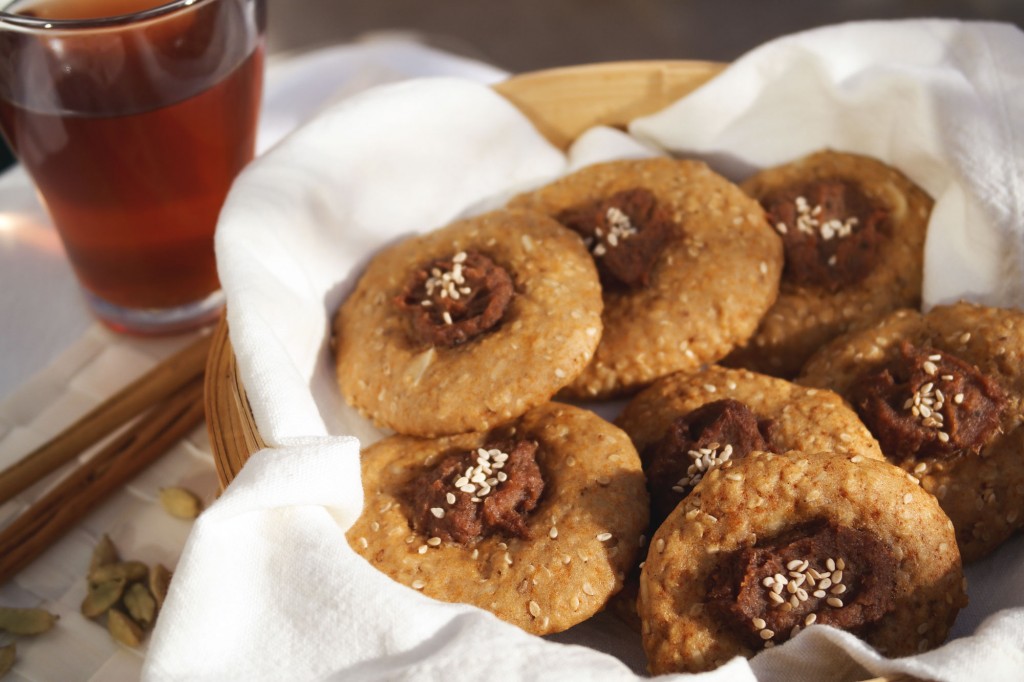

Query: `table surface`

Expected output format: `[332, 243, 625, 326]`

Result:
[2, 5, 1024, 681]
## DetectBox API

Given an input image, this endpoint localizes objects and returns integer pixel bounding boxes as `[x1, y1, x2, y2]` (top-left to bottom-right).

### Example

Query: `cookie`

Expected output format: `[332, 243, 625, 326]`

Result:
[638, 451, 966, 674]
[724, 150, 932, 378]
[508, 158, 783, 399]
[616, 365, 884, 528]
[799, 302, 1024, 562]
[346, 402, 649, 635]
[333, 208, 603, 437]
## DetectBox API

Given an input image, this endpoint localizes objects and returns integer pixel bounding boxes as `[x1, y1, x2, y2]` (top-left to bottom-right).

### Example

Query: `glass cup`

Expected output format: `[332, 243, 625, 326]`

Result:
[0, 0, 265, 334]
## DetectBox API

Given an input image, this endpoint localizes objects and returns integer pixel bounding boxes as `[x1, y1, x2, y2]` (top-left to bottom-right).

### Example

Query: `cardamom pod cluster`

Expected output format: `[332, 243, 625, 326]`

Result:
[81, 534, 172, 648]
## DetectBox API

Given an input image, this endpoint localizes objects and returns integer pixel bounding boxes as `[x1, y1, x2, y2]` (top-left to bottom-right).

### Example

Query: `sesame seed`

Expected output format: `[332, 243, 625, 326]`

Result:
[813, 589, 827, 599]
[529, 601, 542, 618]
[445, 492, 456, 505]
[903, 493, 914, 504]
[787, 559, 804, 571]
[471, 549, 479, 560]
[827, 597, 844, 608]
[549, 527, 558, 539]
[759, 629, 775, 640]
[959, 332, 971, 344]
[411, 579, 425, 590]
[656, 538, 666, 553]
[427, 537, 442, 547]
[850, 455, 864, 463]
[769, 592, 785, 604]
[753, 617, 767, 630]
[582, 582, 595, 596]
[417, 545, 428, 554]
[922, 361, 938, 375]
[759, 261, 769, 275]
[504, 552, 513, 565]
[357, 537, 368, 549]
[913, 462, 928, 474]
[832, 584, 847, 595]
[836, 558, 845, 570]
[430, 507, 445, 519]
[805, 613, 817, 626]
[596, 532, 613, 542]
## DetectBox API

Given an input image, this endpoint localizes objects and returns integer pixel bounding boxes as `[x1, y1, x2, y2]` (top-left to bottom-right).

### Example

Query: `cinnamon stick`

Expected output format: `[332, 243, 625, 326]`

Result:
[0, 333, 212, 506]
[0, 377, 206, 586]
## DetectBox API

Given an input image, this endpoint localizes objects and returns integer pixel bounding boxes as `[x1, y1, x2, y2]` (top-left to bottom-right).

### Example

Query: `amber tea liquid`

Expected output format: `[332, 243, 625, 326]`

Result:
[0, 0, 265, 331]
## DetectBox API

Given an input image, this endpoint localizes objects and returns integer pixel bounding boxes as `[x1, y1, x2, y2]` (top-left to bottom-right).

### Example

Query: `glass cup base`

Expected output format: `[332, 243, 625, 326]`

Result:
[84, 289, 225, 336]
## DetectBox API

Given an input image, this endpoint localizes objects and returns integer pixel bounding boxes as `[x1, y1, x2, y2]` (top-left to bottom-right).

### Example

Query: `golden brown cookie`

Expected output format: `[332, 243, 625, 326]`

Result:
[725, 150, 932, 378]
[333, 208, 602, 437]
[799, 302, 1024, 562]
[616, 365, 884, 527]
[508, 158, 783, 399]
[346, 402, 649, 635]
[638, 451, 966, 674]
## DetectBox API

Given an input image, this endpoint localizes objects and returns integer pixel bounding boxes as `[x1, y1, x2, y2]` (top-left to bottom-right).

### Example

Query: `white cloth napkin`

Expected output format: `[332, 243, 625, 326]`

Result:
[144, 21, 1024, 682]
[630, 19, 1024, 310]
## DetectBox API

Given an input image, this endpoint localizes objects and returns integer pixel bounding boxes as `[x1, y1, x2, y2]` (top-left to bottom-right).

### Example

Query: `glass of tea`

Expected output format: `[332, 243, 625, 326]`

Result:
[0, 0, 265, 334]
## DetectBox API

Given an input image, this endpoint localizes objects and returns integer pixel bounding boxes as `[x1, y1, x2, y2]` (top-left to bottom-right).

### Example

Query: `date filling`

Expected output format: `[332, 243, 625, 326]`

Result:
[643, 399, 775, 525]
[397, 250, 514, 348]
[850, 341, 1007, 462]
[408, 439, 543, 545]
[556, 187, 672, 289]
[706, 520, 897, 649]
[762, 178, 888, 292]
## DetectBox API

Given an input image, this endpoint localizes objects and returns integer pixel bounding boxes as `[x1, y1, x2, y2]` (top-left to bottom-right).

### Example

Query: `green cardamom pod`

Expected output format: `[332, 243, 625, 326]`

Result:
[0, 607, 58, 636]
[159, 487, 203, 520]
[107, 609, 144, 648]
[81, 579, 126, 619]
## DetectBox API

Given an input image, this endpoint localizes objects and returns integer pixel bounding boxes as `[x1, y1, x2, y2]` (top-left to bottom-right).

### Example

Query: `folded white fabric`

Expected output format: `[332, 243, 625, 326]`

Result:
[144, 21, 1024, 682]
[631, 19, 1024, 310]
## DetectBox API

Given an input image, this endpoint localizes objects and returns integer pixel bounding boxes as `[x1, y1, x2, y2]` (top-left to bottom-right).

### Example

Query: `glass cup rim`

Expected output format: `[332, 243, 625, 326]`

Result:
[0, 0, 216, 30]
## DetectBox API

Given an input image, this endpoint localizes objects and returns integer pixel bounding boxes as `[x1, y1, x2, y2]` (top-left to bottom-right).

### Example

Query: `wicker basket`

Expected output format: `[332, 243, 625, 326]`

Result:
[202, 59, 917, 681]
[204, 59, 725, 488]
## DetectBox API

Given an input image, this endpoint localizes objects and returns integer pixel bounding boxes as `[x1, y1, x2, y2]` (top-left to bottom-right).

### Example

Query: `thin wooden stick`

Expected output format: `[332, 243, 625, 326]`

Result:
[0, 377, 205, 586]
[0, 333, 212, 506]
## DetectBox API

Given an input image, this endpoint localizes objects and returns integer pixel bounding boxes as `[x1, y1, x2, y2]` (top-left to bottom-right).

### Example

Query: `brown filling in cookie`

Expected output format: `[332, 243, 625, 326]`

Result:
[397, 250, 514, 348]
[706, 519, 897, 649]
[555, 187, 672, 289]
[407, 439, 544, 544]
[762, 178, 888, 292]
[643, 399, 775, 525]
[850, 341, 1007, 462]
